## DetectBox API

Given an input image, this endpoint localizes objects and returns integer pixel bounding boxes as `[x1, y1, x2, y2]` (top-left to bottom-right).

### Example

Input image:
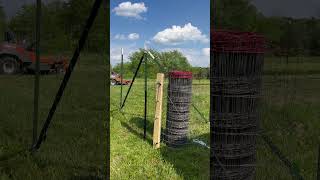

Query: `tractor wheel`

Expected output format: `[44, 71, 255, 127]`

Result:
[56, 65, 65, 75]
[111, 79, 117, 86]
[0, 57, 20, 75]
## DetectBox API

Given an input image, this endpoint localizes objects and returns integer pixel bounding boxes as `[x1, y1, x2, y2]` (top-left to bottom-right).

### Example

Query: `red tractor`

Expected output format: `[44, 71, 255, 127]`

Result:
[111, 71, 131, 85]
[0, 31, 68, 75]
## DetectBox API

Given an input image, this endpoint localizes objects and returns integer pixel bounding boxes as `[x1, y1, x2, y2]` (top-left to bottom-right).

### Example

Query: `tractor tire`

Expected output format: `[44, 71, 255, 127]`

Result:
[111, 79, 117, 86]
[56, 65, 65, 75]
[0, 57, 20, 75]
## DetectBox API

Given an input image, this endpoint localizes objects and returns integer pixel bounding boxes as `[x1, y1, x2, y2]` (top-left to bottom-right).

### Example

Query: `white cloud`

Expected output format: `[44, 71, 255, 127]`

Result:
[110, 43, 138, 66]
[128, 33, 140, 40]
[114, 34, 126, 40]
[202, 48, 210, 56]
[114, 33, 140, 41]
[160, 48, 209, 67]
[153, 23, 209, 45]
[112, 2, 147, 19]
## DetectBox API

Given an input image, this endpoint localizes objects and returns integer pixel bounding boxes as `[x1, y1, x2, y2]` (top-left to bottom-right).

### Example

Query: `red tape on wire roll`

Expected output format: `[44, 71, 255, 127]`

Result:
[211, 30, 266, 54]
[169, 71, 193, 79]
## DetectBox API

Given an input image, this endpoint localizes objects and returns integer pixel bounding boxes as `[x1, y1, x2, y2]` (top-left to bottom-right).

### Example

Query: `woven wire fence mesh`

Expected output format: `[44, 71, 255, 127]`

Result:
[211, 31, 265, 180]
[113, 75, 210, 147]
[258, 54, 320, 180]
[164, 71, 193, 147]
[110, 72, 210, 178]
[210, 30, 320, 180]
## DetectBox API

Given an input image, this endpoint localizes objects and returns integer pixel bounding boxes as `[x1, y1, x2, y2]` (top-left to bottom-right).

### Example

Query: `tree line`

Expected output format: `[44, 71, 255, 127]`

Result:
[214, 0, 320, 56]
[0, 0, 106, 54]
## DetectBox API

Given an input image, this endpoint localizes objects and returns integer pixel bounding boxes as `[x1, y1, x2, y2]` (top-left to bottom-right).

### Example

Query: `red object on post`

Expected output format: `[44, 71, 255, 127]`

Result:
[169, 71, 193, 79]
[211, 30, 266, 54]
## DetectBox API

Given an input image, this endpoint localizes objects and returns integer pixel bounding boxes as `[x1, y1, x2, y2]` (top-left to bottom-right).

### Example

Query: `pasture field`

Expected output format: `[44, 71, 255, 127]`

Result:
[111, 56, 320, 179]
[0, 54, 107, 179]
[110, 79, 210, 180]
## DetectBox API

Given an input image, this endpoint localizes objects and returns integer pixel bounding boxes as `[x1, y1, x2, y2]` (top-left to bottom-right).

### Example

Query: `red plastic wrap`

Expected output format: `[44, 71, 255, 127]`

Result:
[211, 30, 266, 53]
[169, 71, 193, 79]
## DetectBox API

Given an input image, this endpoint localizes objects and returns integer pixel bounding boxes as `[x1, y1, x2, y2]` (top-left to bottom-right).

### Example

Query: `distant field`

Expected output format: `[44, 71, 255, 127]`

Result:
[257, 73, 320, 179]
[0, 54, 107, 179]
[264, 56, 320, 75]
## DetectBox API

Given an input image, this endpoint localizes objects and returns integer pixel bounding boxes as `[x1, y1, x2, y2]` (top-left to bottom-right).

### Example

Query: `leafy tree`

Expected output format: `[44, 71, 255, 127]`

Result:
[8, 0, 106, 54]
[113, 49, 192, 78]
[0, 1, 6, 41]
[215, 0, 320, 57]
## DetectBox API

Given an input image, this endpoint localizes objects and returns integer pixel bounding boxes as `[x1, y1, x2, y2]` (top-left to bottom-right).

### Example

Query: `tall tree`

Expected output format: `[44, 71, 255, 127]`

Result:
[0, 1, 6, 41]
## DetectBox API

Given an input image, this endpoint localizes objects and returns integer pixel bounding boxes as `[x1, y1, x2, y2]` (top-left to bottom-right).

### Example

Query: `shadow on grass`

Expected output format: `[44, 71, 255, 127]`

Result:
[120, 116, 154, 145]
[160, 133, 210, 179]
[120, 116, 210, 179]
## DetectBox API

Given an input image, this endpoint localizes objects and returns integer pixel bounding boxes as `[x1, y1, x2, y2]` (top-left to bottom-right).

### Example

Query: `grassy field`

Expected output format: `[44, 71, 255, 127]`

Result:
[257, 74, 320, 179]
[0, 54, 107, 179]
[264, 56, 320, 75]
[110, 79, 210, 179]
[111, 56, 320, 179]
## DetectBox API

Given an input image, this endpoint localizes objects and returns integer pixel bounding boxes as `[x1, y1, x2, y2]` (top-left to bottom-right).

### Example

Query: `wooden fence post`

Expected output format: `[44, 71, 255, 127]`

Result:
[153, 73, 164, 149]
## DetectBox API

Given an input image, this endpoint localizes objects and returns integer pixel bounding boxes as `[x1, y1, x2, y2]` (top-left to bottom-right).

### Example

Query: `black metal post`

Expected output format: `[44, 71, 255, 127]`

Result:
[317, 144, 320, 180]
[32, 0, 41, 147]
[144, 54, 147, 140]
[120, 48, 123, 108]
[121, 53, 145, 109]
[212, 0, 216, 29]
[31, 0, 103, 151]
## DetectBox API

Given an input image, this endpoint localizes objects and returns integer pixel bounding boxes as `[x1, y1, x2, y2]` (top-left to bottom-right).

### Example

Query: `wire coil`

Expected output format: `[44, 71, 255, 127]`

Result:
[165, 71, 193, 147]
[211, 31, 265, 179]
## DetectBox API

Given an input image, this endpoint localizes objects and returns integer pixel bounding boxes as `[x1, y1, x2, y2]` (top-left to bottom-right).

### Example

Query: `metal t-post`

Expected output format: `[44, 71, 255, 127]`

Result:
[144, 54, 147, 140]
[31, 0, 103, 151]
[120, 48, 123, 108]
[32, 0, 41, 147]
[317, 144, 320, 180]
[121, 53, 145, 109]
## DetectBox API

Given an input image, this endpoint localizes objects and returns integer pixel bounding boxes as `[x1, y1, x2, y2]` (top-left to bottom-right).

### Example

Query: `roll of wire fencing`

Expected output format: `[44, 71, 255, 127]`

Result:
[165, 71, 193, 147]
[210, 31, 266, 180]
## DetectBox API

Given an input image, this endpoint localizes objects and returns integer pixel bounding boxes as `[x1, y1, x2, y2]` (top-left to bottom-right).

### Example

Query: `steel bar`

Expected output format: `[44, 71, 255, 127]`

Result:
[32, 0, 41, 147]
[31, 0, 103, 151]
[121, 53, 145, 109]
[144, 56, 147, 140]
[120, 48, 123, 108]
[317, 144, 320, 180]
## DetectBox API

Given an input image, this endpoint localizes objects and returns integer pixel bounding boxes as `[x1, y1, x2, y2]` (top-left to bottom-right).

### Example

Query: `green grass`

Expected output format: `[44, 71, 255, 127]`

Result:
[110, 79, 210, 179]
[259, 56, 319, 180]
[111, 57, 320, 179]
[0, 54, 107, 179]
[264, 56, 320, 75]
[256, 74, 320, 179]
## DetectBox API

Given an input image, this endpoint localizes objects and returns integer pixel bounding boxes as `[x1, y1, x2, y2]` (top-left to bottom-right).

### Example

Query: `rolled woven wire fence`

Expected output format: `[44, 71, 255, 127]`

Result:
[165, 71, 193, 147]
[210, 30, 266, 180]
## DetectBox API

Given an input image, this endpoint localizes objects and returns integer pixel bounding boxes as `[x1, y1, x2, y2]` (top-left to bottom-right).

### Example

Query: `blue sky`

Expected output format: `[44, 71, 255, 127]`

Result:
[110, 0, 210, 67]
